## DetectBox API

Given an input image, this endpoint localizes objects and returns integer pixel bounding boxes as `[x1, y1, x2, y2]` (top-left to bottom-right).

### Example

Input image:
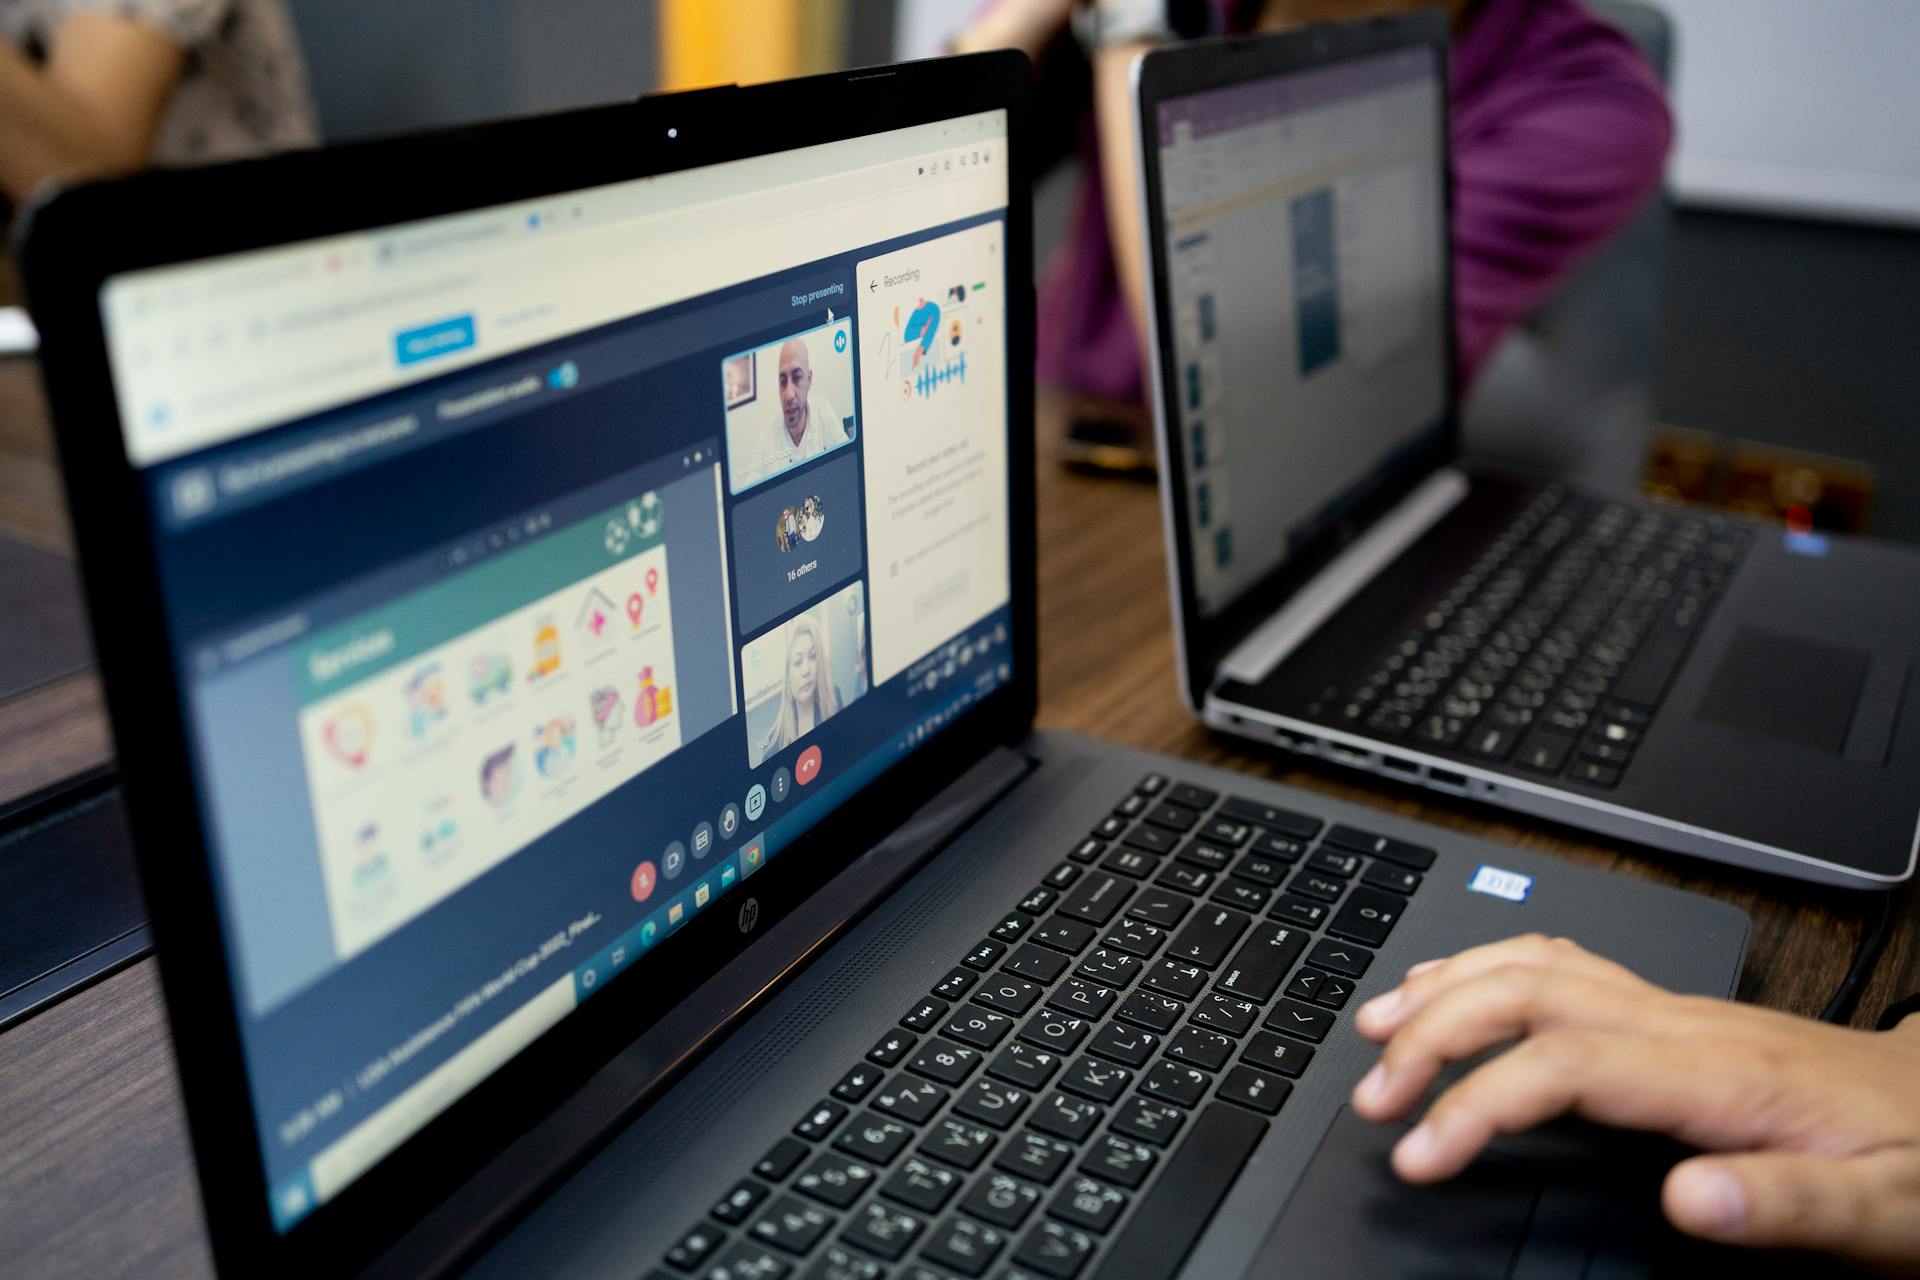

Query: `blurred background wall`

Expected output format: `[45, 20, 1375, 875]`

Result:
[286, 0, 1920, 540]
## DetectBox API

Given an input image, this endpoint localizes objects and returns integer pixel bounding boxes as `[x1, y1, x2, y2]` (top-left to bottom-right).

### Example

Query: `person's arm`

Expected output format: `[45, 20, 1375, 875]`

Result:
[1349, 934, 1920, 1269]
[0, 11, 185, 206]
[1089, 37, 1153, 360]
[951, 0, 1076, 62]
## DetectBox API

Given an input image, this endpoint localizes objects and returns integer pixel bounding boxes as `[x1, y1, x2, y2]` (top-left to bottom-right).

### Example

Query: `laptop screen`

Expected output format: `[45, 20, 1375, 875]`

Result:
[97, 110, 1012, 1231]
[1153, 45, 1450, 619]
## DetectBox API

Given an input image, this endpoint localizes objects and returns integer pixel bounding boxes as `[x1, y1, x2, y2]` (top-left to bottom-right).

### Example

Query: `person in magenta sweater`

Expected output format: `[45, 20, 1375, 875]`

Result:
[957, 0, 1673, 402]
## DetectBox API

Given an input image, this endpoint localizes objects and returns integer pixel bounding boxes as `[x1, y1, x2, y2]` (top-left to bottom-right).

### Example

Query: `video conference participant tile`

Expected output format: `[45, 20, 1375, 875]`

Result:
[739, 580, 868, 769]
[723, 317, 857, 494]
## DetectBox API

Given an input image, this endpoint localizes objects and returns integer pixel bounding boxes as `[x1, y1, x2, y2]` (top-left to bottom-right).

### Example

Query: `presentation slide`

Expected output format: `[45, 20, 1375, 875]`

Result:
[856, 221, 1010, 686]
[296, 491, 688, 960]
[723, 317, 857, 494]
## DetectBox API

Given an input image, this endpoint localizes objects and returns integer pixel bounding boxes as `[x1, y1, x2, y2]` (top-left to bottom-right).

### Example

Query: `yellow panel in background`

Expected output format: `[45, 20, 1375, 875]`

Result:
[660, 0, 848, 91]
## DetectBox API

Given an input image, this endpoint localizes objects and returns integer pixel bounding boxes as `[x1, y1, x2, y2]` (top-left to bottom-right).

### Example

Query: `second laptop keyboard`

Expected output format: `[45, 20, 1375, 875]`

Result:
[1308, 487, 1752, 789]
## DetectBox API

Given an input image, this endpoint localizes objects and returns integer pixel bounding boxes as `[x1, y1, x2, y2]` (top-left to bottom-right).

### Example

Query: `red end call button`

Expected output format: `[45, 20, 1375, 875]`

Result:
[630, 860, 657, 902]
[795, 745, 823, 787]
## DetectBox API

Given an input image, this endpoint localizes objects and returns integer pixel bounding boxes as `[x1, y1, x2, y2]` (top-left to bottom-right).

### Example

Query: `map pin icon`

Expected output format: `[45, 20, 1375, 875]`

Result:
[646, 567, 660, 595]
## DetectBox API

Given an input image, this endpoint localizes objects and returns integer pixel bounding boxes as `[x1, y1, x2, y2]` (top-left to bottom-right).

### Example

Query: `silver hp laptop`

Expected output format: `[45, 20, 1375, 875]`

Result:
[26, 52, 1758, 1280]
[1135, 15, 1920, 890]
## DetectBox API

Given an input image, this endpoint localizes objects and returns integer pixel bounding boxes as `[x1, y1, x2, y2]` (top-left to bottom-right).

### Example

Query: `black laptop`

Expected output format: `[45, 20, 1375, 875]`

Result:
[25, 51, 1754, 1280]
[1134, 14, 1920, 891]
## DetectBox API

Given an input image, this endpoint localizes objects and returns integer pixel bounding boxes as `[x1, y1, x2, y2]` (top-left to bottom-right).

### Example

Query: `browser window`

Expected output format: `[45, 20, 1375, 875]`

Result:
[99, 111, 1014, 1231]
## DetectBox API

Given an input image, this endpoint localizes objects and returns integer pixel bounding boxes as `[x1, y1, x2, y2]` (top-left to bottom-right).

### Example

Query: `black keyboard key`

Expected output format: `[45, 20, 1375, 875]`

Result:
[1087, 1019, 1162, 1068]
[1030, 917, 1097, 954]
[1102, 918, 1167, 958]
[953, 1078, 1033, 1130]
[754, 1140, 806, 1183]
[1612, 619, 1689, 709]
[841, 1202, 925, 1261]
[1137, 773, 1169, 796]
[922, 1216, 1006, 1276]
[1166, 1025, 1235, 1071]
[802, 1247, 883, 1280]
[794, 1154, 879, 1210]
[934, 967, 978, 1000]
[1580, 739, 1634, 766]
[1067, 838, 1105, 865]
[1306, 848, 1362, 879]
[1142, 1059, 1211, 1108]
[1464, 723, 1518, 761]
[1091, 816, 1126, 841]
[1125, 888, 1193, 928]
[1029, 1093, 1103, 1143]
[974, 978, 1043, 1017]
[1048, 1176, 1129, 1234]
[1045, 978, 1118, 1020]
[1216, 1065, 1291, 1115]
[1142, 960, 1206, 1000]
[907, 1040, 982, 1085]
[1251, 831, 1310, 863]
[752, 1194, 835, 1256]
[1306, 938, 1372, 979]
[1265, 998, 1334, 1043]
[707, 1242, 793, 1280]
[1269, 894, 1330, 929]
[1058, 1055, 1132, 1104]
[989, 1042, 1065, 1091]
[1569, 759, 1622, 788]
[1018, 887, 1059, 915]
[1142, 803, 1199, 833]
[880, 1155, 960, 1213]
[960, 1170, 1043, 1229]
[1288, 872, 1345, 904]
[1174, 839, 1234, 872]
[1005, 943, 1071, 985]
[1114, 991, 1183, 1035]
[1329, 887, 1407, 947]
[1015, 1220, 1097, 1279]
[1056, 873, 1133, 927]
[1019, 1011, 1092, 1054]
[1087, 1103, 1267, 1280]
[1123, 824, 1180, 855]
[919, 1118, 998, 1170]
[1110, 1097, 1186, 1148]
[1167, 783, 1218, 810]
[960, 940, 1005, 971]
[1215, 920, 1310, 1003]
[1229, 854, 1286, 886]
[1210, 880, 1269, 914]
[1312, 972, 1356, 1009]
[665, 1222, 724, 1269]
[1190, 994, 1258, 1036]
[1074, 947, 1141, 987]
[713, 1176, 773, 1225]
[1241, 1031, 1314, 1078]
[1513, 730, 1576, 775]
[1100, 846, 1160, 878]
[1156, 864, 1214, 895]
[1081, 1133, 1157, 1191]
[867, 1029, 916, 1068]
[795, 1100, 849, 1141]
[832, 1065, 883, 1104]
[1167, 905, 1250, 968]
[944, 1007, 1016, 1050]
[1045, 862, 1084, 890]
[1285, 967, 1328, 1004]
[1199, 817, 1253, 847]
[1361, 862, 1422, 895]
[997, 1130, 1074, 1185]
[902, 997, 950, 1033]
[1319, 825, 1437, 871]
[991, 913, 1033, 944]
[1221, 796, 1321, 838]
[834, 1113, 913, 1165]
[873, 1074, 947, 1124]
[1113, 792, 1149, 820]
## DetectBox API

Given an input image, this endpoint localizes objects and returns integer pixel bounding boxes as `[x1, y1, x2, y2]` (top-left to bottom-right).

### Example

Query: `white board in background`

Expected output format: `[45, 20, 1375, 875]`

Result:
[1663, 0, 1920, 227]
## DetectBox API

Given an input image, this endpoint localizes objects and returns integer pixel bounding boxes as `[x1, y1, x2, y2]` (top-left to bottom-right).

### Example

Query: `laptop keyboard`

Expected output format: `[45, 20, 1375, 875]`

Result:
[1308, 487, 1753, 789]
[645, 776, 1430, 1280]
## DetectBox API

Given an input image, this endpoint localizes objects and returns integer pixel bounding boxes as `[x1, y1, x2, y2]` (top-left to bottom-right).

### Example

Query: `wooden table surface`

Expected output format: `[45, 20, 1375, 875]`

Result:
[1, 360, 1914, 1279]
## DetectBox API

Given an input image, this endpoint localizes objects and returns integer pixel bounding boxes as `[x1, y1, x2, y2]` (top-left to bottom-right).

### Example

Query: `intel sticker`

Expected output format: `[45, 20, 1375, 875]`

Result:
[1468, 865, 1533, 902]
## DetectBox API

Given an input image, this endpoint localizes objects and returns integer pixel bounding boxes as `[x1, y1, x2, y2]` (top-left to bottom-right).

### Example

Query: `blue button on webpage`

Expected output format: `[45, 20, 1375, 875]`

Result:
[394, 315, 476, 366]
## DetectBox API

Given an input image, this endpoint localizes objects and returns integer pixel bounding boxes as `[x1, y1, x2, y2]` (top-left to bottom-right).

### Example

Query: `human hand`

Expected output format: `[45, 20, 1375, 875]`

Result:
[1348, 933, 1920, 1271]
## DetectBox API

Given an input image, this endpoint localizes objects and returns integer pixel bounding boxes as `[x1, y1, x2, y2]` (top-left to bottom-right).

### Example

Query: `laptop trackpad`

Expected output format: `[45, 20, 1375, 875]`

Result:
[1251, 1108, 1834, 1278]
[1694, 627, 1872, 755]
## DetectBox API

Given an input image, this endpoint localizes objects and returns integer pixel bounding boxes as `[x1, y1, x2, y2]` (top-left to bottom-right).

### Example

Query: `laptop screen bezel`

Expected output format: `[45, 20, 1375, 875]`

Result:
[1135, 14, 1460, 710]
[18, 52, 1036, 1278]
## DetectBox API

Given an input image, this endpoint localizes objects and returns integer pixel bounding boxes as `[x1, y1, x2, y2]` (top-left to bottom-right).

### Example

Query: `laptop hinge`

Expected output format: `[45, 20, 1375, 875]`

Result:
[1216, 467, 1470, 687]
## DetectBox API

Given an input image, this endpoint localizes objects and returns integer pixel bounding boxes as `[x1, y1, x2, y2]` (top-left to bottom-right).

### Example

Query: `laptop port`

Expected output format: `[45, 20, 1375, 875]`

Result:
[1428, 768, 1469, 792]
[1379, 756, 1420, 775]
[1323, 742, 1372, 768]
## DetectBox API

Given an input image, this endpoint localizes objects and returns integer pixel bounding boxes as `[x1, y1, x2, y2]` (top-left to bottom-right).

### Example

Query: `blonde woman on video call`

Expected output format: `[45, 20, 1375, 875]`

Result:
[757, 611, 842, 763]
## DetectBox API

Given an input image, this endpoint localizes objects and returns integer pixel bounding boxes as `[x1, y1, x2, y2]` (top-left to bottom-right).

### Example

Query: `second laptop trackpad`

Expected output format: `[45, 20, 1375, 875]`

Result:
[1694, 627, 1868, 754]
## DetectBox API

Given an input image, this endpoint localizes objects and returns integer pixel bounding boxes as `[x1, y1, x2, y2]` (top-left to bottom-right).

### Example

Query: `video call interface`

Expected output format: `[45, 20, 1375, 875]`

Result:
[112, 116, 1013, 1229]
[1155, 48, 1450, 618]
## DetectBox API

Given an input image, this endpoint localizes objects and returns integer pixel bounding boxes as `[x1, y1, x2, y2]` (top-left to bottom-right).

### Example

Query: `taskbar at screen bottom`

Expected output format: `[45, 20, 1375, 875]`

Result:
[267, 622, 1013, 1232]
